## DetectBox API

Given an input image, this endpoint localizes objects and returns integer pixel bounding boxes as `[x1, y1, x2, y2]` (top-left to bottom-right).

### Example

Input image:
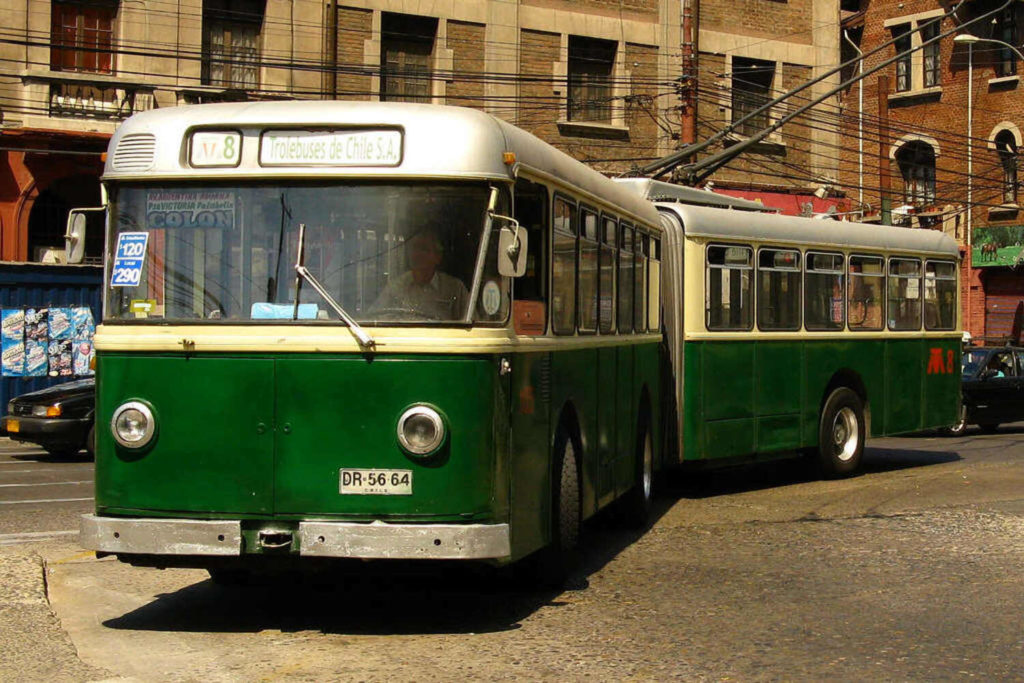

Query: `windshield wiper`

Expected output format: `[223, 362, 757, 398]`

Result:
[293, 223, 376, 351]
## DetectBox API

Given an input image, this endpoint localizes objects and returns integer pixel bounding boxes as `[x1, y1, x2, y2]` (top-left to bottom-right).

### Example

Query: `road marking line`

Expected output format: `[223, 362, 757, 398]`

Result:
[0, 480, 91, 488]
[0, 530, 78, 546]
[0, 497, 92, 505]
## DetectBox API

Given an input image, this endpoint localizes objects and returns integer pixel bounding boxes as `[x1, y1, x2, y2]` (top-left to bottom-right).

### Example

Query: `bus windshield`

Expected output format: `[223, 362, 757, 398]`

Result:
[105, 182, 503, 325]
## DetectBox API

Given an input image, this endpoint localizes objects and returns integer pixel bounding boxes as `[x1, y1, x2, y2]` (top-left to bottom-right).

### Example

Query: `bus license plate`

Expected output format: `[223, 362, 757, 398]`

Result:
[4, 419, 18, 433]
[340, 469, 412, 495]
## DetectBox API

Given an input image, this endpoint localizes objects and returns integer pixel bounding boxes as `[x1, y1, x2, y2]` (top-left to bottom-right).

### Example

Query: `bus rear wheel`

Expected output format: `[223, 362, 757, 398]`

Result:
[817, 387, 865, 478]
[621, 421, 653, 528]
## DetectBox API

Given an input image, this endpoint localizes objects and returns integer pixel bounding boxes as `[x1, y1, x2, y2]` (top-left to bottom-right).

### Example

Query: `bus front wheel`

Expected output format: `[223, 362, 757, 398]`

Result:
[529, 432, 581, 587]
[817, 387, 865, 478]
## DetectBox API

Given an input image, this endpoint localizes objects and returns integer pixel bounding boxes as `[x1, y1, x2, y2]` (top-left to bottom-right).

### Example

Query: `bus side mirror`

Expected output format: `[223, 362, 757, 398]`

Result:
[65, 207, 105, 264]
[497, 225, 527, 277]
[64, 211, 88, 264]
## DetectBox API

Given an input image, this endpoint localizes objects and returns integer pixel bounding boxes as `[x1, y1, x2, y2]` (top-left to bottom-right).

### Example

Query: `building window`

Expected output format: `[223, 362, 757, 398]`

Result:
[568, 36, 616, 123]
[896, 141, 936, 205]
[381, 14, 437, 103]
[921, 20, 940, 87]
[995, 7, 1017, 77]
[202, 0, 263, 89]
[996, 130, 1018, 204]
[50, 0, 115, 74]
[731, 57, 774, 136]
[892, 24, 912, 92]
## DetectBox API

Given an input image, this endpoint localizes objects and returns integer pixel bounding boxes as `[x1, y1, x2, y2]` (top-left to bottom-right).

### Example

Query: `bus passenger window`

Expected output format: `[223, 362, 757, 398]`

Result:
[513, 177, 549, 334]
[706, 244, 753, 331]
[757, 248, 801, 331]
[648, 236, 661, 332]
[924, 261, 956, 330]
[552, 197, 578, 335]
[578, 208, 599, 333]
[805, 252, 844, 331]
[634, 231, 648, 333]
[848, 255, 884, 331]
[618, 224, 634, 333]
[598, 216, 616, 333]
[887, 258, 922, 330]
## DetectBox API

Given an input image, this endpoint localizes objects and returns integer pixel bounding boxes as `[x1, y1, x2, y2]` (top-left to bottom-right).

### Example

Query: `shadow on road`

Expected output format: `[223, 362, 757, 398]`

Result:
[96, 443, 960, 636]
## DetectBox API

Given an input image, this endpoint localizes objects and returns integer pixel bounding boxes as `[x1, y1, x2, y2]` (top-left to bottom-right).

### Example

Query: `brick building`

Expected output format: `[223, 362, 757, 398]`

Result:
[681, 0, 845, 216]
[840, 0, 1024, 340]
[0, 0, 686, 264]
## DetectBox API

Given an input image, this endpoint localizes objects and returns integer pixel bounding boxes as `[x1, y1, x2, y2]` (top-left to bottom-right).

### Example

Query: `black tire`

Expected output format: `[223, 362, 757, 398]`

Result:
[527, 430, 581, 588]
[43, 445, 81, 458]
[817, 387, 866, 478]
[85, 424, 96, 458]
[207, 568, 252, 586]
[943, 404, 968, 436]
[979, 423, 1000, 433]
[621, 419, 654, 528]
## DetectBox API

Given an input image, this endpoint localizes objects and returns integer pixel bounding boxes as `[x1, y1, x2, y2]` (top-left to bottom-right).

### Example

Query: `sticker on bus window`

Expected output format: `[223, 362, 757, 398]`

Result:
[111, 232, 149, 288]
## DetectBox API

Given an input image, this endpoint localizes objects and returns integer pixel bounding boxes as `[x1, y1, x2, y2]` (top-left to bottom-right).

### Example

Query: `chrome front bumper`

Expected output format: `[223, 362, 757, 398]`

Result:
[80, 515, 511, 560]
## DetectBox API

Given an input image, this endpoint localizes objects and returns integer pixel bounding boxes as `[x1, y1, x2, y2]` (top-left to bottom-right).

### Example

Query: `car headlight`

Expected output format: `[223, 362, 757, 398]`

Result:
[396, 405, 445, 456]
[6, 400, 14, 414]
[32, 404, 61, 417]
[110, 401, 156, 448]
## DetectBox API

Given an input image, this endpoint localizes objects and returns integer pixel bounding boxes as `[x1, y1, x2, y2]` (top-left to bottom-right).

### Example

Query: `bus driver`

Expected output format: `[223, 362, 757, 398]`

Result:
[373, 229, 468, 320]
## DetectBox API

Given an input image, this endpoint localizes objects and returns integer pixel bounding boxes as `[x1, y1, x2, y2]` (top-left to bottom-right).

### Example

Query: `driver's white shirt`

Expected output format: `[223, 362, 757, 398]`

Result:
[375, 271, 468, 320]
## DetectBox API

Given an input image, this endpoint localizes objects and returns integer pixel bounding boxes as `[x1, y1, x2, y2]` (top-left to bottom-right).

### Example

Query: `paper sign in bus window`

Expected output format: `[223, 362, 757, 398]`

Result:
[111, 232, 149, 288]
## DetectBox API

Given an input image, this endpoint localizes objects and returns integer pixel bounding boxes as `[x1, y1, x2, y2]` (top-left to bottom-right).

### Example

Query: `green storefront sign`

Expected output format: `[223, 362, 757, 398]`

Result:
[973, 225, 1024, 267]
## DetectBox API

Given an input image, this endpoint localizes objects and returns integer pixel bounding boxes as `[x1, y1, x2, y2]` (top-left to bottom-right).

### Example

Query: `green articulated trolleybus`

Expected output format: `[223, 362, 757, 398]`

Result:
[76, 102, 961, 583]
[77, 101, 664, 582]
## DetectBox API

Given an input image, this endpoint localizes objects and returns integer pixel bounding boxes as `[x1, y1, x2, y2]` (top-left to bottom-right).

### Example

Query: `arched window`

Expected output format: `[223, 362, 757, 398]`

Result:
[996, 129, 1018, 204]
[896, 141, 936, 205]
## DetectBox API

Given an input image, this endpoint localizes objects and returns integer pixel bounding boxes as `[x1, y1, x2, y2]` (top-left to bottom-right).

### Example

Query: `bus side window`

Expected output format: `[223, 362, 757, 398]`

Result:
[578, 207, 599, 333]
[618, 224, 634, 333]
[513, 177, 549, 334]
[805, 252, 844, 331]
[598, 215, 617, 334]
[648, 235, 661, 332]
[634, 230, 648, 333]
[848, 254, 884, 331]
[888, 257, 922, 331]
[706, 244, 753, 331]
[757, 247, 801, 331]
[552, 196, 578, 335]
[924, 260, 956, 331]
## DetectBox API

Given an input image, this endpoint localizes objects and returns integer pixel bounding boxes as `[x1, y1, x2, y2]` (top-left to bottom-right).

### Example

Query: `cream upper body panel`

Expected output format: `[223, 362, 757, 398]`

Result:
[660, 203, 961, 340]
[94, 324, 662, 354]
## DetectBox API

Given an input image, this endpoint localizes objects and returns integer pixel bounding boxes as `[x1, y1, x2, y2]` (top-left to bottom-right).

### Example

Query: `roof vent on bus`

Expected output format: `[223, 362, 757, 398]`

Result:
[111, 133, 156, 171]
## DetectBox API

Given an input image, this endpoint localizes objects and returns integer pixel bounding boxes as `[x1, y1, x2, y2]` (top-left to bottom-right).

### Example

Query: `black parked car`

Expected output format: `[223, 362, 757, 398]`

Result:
[1, 378, 95, 457]
[949, 346, 1024, 435]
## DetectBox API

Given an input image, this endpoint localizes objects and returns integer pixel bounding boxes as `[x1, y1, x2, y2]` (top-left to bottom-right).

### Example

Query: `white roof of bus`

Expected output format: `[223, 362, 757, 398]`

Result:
[104, 101, 660, 225]
[614, 178, 774, 212]
[660, 202, 959, 257]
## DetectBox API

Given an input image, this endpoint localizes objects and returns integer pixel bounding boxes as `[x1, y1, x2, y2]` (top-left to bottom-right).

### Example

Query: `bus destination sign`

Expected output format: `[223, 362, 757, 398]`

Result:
[259, 129, 402, 167]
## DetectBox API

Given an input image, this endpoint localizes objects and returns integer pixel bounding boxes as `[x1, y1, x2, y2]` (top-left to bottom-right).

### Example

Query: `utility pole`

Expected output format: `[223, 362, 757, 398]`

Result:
[877, 75, 892, 226]
[680, 0, 699, 146]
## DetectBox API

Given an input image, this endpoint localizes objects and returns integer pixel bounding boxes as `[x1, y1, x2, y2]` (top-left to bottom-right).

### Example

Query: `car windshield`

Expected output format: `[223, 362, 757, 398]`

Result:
[962, 348, 989, 376]
[105, 182, 507, 325]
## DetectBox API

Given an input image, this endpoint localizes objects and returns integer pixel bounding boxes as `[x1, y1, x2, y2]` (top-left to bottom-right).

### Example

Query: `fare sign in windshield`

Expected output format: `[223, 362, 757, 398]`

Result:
[259, 129, 402, 167]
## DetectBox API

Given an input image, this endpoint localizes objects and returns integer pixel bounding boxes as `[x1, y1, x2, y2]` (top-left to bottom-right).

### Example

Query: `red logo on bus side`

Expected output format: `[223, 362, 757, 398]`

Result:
[926, 348, 955, 374]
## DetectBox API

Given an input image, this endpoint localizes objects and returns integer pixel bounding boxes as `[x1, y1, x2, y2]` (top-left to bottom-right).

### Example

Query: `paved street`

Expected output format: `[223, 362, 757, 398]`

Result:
[2, 429, 1023, 681]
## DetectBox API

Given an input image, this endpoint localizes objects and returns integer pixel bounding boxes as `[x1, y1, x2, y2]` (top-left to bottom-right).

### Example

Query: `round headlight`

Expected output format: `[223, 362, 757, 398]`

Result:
[110, 401, 156, 448]
[397, 405, 445, 455]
